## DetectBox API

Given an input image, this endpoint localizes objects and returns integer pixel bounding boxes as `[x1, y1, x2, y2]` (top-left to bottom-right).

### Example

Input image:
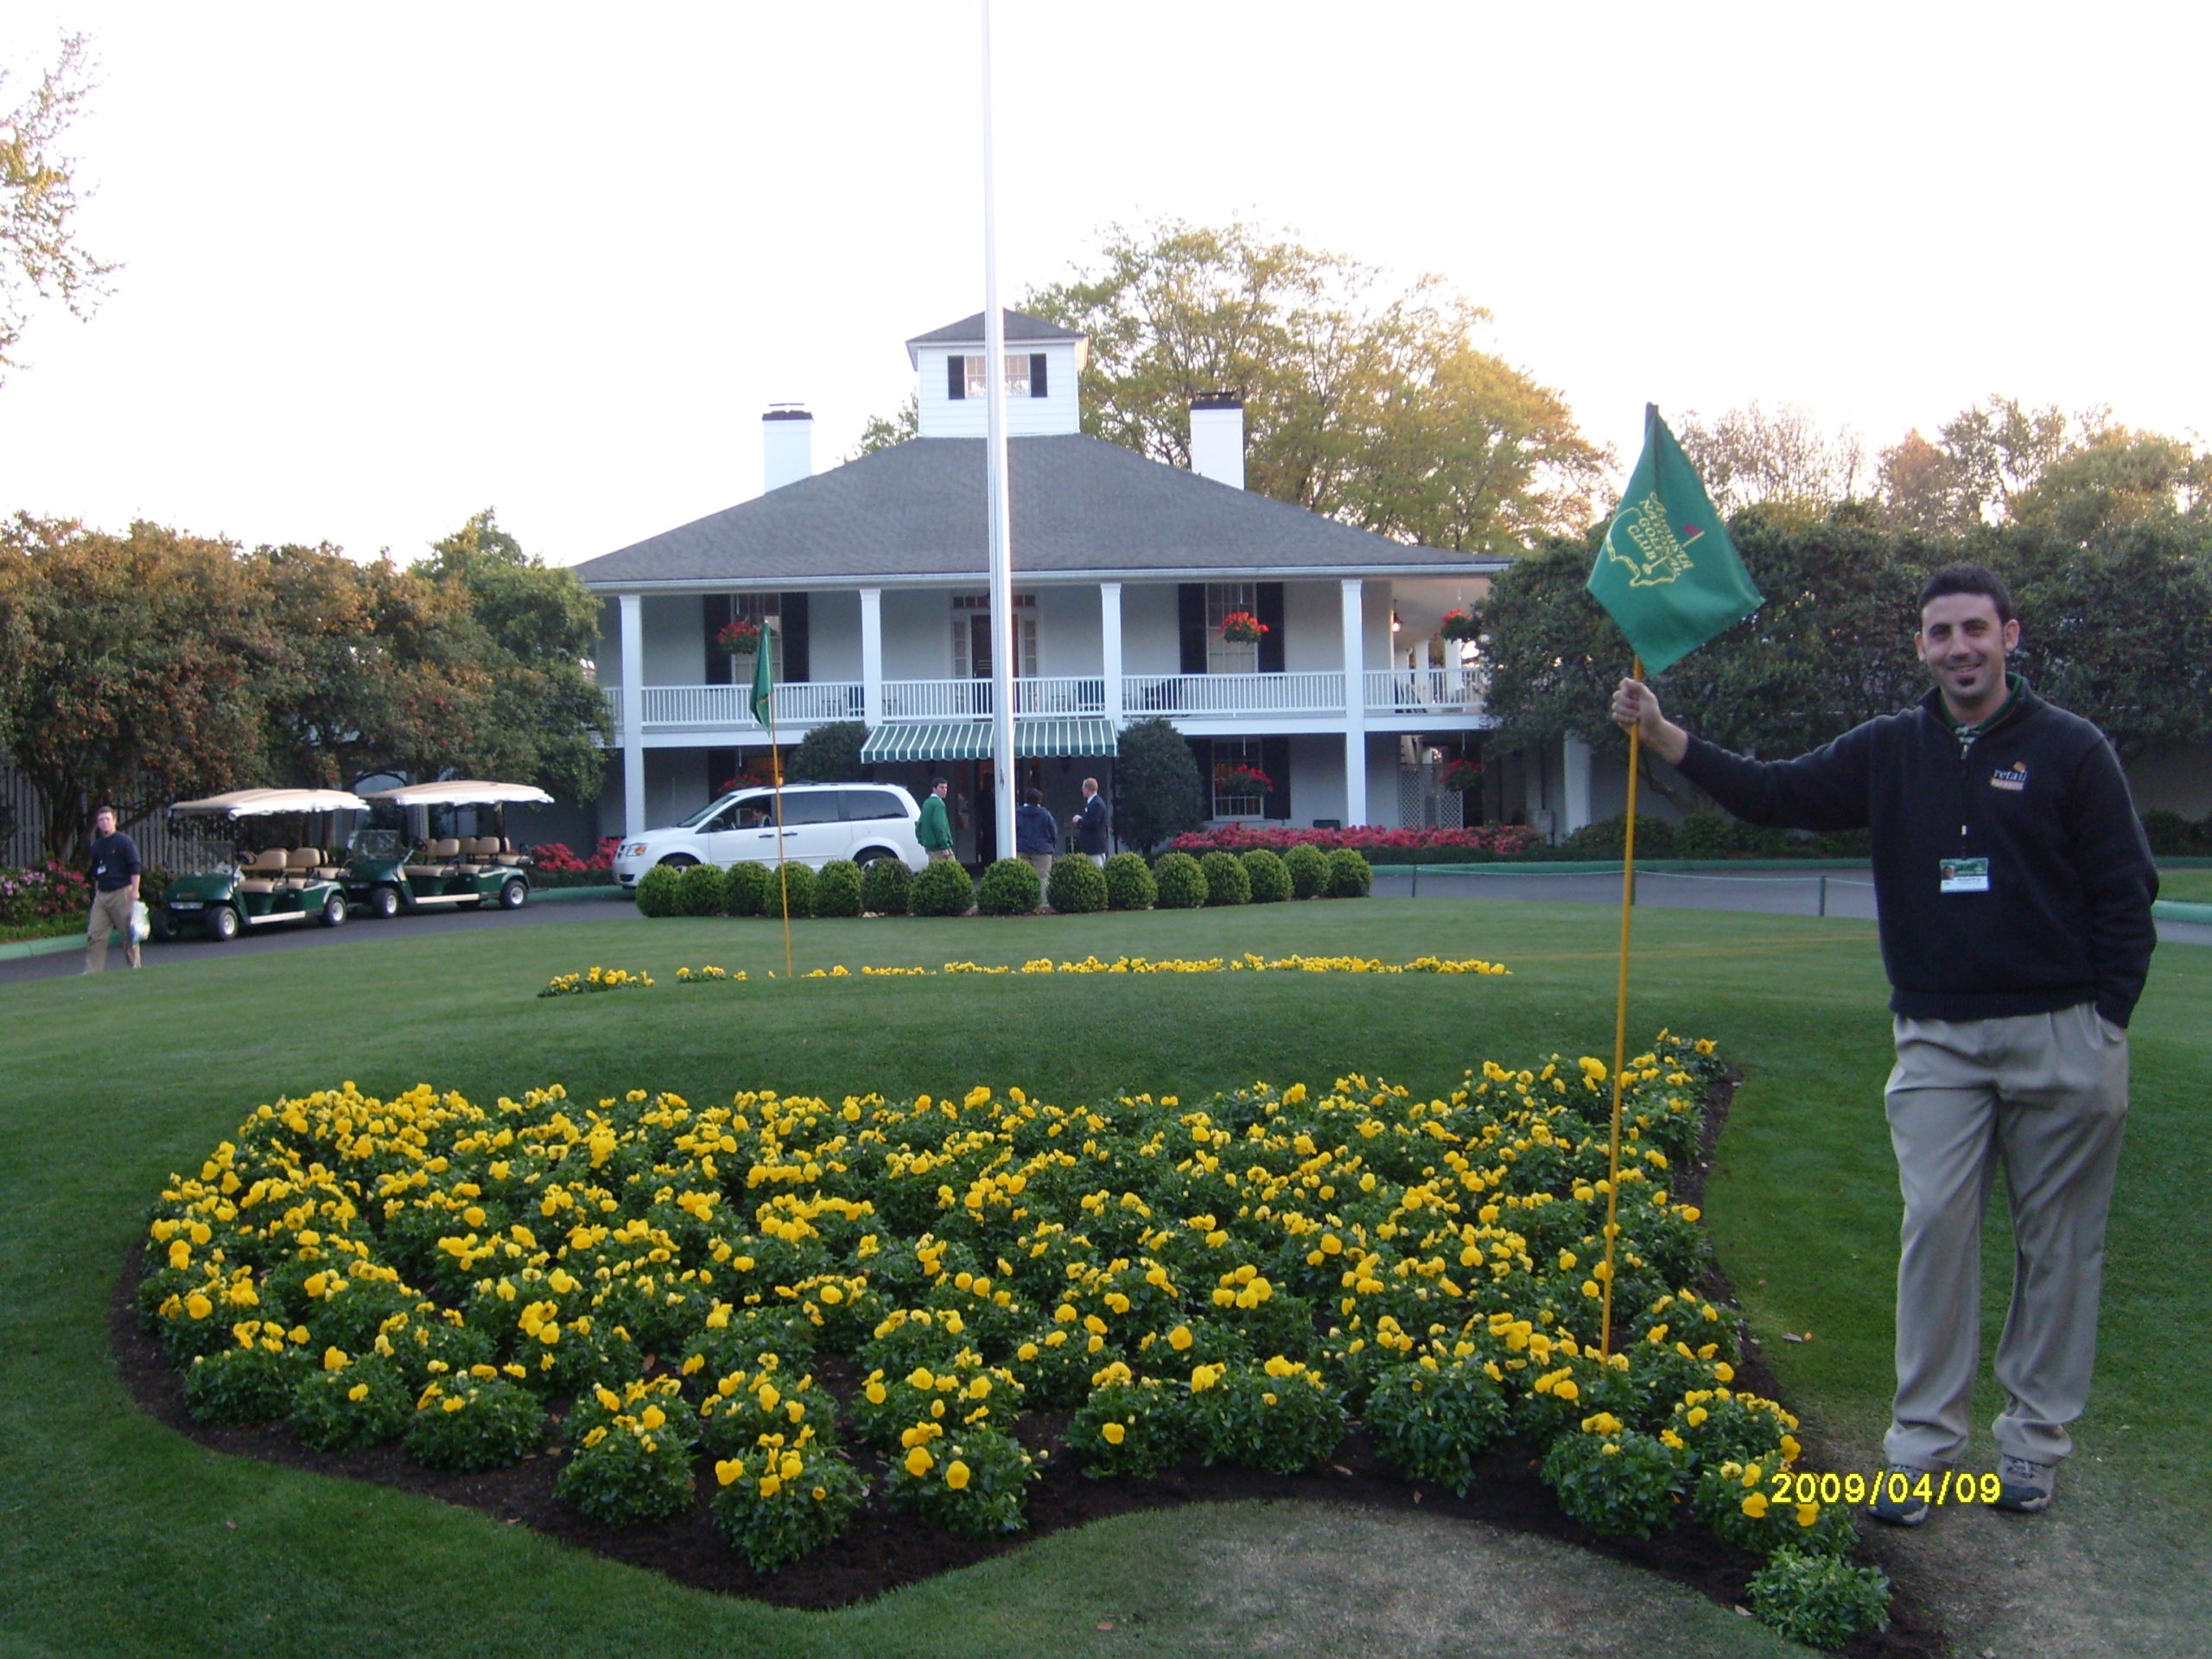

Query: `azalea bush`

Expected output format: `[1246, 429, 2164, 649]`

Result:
[0, 861, 92, 927]
[134, 1032, 1884, 1632]
[1169, 823, 1543, 864]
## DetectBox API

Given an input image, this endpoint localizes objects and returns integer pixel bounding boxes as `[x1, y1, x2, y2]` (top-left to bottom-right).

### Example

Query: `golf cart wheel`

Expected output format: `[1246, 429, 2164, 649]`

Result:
[320, 892, 348, 927]
[499, 879, 527, 910]
[207, 905, 240, 943]
[368, 885, 401, 919]
[149, 908, 175, 944]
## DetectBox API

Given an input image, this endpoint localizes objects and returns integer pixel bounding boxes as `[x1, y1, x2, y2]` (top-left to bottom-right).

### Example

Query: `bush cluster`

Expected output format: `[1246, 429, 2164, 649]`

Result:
[1046, 855, 1108, 914]
[976, 858, 1042, 917]
[909, 858, 976, 917]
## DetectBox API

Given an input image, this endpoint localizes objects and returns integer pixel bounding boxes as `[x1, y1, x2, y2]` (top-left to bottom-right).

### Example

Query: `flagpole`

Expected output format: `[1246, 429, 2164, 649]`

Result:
[979, 0, 1017, 868]
[1598, 654, 1643, 1358]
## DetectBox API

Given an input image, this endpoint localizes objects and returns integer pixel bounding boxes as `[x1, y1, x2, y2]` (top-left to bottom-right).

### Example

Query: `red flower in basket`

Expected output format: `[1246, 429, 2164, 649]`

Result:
[716, 618, 765, 655]
[1440, 607, 1478, 641]
[1220, 765, 1273, 796]
[1218, 611, 1268, 645]
[1442, 758, 1484, 792]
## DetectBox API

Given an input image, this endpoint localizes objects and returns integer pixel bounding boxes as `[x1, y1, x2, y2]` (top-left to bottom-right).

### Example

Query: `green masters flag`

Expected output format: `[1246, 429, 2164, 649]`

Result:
[749, 629, 774, 728]
[1586, 405, 1762, 675]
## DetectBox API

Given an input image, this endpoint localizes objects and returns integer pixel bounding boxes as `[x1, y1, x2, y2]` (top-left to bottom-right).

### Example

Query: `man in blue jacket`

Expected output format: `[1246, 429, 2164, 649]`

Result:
[85, 804, 144, 972]
[1611, 564, 2157, 1524]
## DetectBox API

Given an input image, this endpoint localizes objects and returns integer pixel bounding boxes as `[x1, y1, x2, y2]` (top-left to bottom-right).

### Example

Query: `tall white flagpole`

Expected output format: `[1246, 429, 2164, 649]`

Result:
[980, 0, 1017, 867]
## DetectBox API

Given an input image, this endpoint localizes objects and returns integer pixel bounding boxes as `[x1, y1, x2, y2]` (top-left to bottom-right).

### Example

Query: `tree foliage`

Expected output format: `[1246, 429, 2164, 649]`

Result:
[850, 393, 917, 459]
[1671, 403, 1869, 518]
[1019, 219, 1607, 555]
[0, 509, 609, 861]
[1477, 512, 2212, 787]
[0, 35, 117, 380]
[785, 721, 868, 783]
[1112, 717, 1206, 855]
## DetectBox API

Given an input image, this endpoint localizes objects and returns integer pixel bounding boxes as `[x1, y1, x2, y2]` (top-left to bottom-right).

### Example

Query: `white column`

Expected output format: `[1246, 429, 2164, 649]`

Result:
[860, 588, 883, 728]
[1562, 734, 1594, 836]
[1340, 577, 1367, 827]
[1100, 582, 1123, 725]
[619, 593, 645, 837]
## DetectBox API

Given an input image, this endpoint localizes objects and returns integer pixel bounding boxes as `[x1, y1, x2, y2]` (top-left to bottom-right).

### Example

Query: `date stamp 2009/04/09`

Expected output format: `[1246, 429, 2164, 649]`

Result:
[1775, 1469, 2005, 1508]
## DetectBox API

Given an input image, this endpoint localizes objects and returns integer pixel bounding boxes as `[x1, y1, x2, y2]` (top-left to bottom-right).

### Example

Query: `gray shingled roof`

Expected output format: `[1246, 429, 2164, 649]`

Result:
[573, 435, 1499, 588]
[905, 308, 1085, 348]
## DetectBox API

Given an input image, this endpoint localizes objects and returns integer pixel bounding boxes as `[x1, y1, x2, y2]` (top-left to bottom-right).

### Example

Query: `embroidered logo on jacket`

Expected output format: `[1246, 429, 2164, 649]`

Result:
[1990, 761, 2029, 792]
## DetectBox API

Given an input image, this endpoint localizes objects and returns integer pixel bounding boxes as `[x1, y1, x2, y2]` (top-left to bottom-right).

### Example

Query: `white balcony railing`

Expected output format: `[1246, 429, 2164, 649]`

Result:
[1121, 671, 1347, 716]
[604, 668, 1487, 739]
[880, 677, 1106, 719]
[1363, 666, 1489, 715]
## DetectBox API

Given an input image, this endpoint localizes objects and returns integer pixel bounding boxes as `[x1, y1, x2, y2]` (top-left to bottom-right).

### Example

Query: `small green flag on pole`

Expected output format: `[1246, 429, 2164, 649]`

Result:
[1586, 405, 1763, 674]
[748, 631, 774, 728]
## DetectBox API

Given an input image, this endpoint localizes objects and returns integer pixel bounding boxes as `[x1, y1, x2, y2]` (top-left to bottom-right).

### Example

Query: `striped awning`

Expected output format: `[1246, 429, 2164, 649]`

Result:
[859, 719, 1118, 764]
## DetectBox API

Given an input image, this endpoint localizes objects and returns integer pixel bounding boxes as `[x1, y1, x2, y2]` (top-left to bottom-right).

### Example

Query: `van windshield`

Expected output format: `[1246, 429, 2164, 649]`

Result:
[676, 793, 745, 830]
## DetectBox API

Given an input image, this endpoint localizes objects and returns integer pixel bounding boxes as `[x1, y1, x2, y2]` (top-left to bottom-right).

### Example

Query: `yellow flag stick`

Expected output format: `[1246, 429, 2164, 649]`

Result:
[1598, 654, 1643, 1358]
[770, 715, 794, 982]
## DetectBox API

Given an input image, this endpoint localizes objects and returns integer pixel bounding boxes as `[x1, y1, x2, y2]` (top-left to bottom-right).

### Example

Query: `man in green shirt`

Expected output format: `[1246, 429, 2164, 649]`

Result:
[917, 778, 955, 861]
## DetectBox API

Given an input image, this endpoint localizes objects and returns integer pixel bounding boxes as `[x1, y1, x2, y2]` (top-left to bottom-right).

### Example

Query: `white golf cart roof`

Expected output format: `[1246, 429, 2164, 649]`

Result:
[361, 779, 555, 808]
[170, 788, 372, 817]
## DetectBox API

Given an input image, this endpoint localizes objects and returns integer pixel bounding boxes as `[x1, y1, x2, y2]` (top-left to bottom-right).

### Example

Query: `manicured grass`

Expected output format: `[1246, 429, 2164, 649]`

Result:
[2156, 867, 2212, 903]
[2, 899, 2204, 1657]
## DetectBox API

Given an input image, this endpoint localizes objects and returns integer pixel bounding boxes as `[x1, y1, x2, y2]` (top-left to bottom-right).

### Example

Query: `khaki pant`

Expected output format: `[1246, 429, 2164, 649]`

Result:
[1020, 852, 1053, 882]
[1883, 1004, 2128, 1469]
[86, 885, 141, 972]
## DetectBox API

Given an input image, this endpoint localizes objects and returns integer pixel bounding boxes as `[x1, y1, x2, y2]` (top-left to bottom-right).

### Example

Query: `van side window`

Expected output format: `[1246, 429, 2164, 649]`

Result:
[841, 789, 905, 821]
[774, 791, 843, 827]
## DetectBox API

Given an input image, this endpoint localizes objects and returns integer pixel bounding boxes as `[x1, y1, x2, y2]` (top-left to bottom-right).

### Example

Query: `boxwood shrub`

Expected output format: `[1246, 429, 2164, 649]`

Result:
[1152, 851, 1207, 910]
[634, 863, 682, 917]
[1241, 848, 1291, 903]
[760, 861, 816, 919]
[814, 859, 865, 918]
[723, 861, 771, 917]
[1102, 852, 1155, 911]
[976, 858, 1041, 917]
[675, 862, 725, 916]
[1046, 855, 1108, 914]
[910, 858, 975, 917]
[861, 855, 912, 916]
[1282, 843, 1328, 899]
[1324, 847, 1373, 898]
[1199, 849, 1250, 907]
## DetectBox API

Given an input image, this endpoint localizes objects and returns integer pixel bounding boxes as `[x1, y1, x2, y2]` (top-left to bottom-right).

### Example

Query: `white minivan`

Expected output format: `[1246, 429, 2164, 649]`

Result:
[611, 783, 930, 888]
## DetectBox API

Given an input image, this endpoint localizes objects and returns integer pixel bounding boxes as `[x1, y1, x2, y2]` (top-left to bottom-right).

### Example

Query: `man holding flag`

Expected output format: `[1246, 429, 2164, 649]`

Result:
[1599, 427, 2157, 1524]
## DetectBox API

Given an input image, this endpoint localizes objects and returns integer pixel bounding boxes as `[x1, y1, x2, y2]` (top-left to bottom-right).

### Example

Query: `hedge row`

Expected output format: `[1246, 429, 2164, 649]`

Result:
[633, 847, 1373, 919]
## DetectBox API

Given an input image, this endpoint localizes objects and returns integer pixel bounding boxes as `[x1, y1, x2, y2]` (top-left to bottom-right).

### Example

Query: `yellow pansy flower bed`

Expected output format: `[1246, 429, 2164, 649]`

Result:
[135, 1030, 1871, 1609]
[543, 952, 1510, 997]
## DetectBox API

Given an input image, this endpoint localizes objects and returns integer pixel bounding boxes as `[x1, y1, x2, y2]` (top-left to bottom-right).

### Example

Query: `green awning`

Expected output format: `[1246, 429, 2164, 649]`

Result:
[859, 719, 1118, 764]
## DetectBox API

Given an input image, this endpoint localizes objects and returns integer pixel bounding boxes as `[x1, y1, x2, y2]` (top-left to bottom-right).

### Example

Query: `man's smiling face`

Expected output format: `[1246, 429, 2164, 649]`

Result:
[1916, 593, 2020, 721]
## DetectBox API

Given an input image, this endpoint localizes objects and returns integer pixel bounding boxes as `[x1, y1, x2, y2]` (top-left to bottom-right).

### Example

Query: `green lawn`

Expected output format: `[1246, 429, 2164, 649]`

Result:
[2157, 867, 2212, 903]
[3, 899, 2204, 1657]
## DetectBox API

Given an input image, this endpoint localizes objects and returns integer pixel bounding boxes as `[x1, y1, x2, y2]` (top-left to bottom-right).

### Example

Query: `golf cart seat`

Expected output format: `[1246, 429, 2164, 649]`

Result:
[414, 837, 461, 876]
[454, 836, 499, 874]
[237, 848, 290, 894]
[283, 848, 325, 887]
[489, 836, 529, 867]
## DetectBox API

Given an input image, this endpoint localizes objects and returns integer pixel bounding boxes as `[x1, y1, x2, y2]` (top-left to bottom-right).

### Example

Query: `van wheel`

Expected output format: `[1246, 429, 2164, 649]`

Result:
[320, 892, 348, 927]
[659, 855, 697, 868]
[207, 905, 240, 943]
[368, 885, 401, 919]
[856, 847, 899, 868]
[499, 879, 528, 910]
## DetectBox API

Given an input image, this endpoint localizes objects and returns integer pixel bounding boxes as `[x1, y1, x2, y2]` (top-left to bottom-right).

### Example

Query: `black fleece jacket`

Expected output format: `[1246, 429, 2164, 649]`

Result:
[1674, 681, 2158, 1027]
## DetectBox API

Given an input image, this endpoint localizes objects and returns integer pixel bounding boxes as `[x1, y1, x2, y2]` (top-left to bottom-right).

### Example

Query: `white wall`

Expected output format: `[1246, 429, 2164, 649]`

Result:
[1120, 583, 1183, 674]
[913, 340, 1083, 439]
[640, 594, 703, 684]
[1283, 580, 1341, 671]
[809, 590, 862, 681]
[1035, 585, 1101, 675]
[880, 589, 950, 678]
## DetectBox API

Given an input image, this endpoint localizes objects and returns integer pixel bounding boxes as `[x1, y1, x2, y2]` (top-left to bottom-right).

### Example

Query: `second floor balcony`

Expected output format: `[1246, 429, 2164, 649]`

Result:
[603, 668, 1490, 742]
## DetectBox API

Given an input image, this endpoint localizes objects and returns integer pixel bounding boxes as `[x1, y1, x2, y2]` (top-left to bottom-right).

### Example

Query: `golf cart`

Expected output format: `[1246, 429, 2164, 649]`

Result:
[345, 779, 553, 918]
[156, 788, 372, 942]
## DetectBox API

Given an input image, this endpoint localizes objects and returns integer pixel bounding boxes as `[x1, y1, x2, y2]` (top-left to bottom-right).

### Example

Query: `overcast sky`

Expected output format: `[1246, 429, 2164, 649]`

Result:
[0, 1, 2201, 568]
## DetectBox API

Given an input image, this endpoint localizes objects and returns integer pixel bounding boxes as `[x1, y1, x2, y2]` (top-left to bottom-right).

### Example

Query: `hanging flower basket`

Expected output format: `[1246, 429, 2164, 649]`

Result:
[1218, 611, 1268, 645]
[716, 618, 765, 656]
[1219, 765, 1273, 797]
[1440, 607, 1478, 642]
[1442, 758, 1484, 793]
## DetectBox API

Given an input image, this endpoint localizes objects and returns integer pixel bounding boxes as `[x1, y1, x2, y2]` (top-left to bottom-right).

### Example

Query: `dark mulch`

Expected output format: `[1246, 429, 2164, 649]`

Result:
[109, 1076, 1944, 1658]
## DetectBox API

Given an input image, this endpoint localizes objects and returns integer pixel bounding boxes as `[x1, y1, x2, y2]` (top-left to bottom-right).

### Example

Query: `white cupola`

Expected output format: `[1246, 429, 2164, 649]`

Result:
[904, 308, 1088, 439]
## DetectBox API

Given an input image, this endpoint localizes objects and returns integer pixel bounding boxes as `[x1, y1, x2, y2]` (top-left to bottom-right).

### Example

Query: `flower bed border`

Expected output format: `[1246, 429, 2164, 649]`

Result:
[105, 1071, 1942, 1656]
